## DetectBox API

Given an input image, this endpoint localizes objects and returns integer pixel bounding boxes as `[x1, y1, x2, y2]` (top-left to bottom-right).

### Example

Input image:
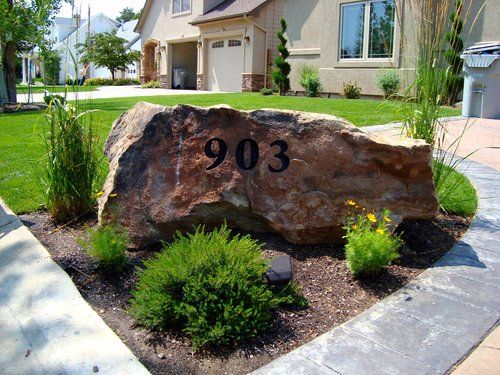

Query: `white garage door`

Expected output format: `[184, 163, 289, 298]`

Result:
[207, 38, 243, 92]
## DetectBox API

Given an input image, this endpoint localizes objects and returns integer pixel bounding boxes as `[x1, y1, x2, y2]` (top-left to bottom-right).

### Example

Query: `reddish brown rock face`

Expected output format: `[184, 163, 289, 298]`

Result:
[98, 102, 438, 248]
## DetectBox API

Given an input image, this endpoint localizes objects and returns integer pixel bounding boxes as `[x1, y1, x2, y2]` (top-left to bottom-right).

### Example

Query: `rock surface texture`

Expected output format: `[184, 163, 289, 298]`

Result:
[98, 102, 438, 248]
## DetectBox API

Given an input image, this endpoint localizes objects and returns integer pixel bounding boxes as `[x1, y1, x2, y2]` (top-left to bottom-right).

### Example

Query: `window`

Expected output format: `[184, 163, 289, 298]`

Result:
[212, 41, 224, 48]
[228, 39, 242, 47]
[340, 0, 396, 60]
[173, 0, 190, 14]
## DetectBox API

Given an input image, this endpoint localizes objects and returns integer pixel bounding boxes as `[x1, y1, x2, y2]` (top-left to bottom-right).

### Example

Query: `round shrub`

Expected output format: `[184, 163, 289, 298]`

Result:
[342, 81, 362, 99]
[129, 225, 302, 349]
[299, 65, 322, 97]
[260, 87, 274, 96]
[376, 69, 401, 99]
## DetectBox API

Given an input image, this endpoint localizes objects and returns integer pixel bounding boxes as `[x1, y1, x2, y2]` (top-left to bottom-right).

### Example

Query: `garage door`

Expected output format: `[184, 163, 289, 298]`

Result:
[207, 38, 243, 92]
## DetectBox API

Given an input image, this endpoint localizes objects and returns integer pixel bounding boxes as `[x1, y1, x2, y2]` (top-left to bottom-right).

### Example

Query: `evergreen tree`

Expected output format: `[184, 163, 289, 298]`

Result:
[444, 0, 464, 105]
[272, 17, 291, 96]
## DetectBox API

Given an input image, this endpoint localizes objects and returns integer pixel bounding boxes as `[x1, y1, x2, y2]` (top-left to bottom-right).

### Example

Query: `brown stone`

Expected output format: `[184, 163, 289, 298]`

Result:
[98, 102, 438, 248]
[242, 73, 265, 92]
[196, 74, 204, 91]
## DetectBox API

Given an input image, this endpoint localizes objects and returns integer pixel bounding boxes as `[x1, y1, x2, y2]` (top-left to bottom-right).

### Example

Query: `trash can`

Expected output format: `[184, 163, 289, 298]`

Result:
[172, 68, 188, 89]
[461, 42, 500, 119]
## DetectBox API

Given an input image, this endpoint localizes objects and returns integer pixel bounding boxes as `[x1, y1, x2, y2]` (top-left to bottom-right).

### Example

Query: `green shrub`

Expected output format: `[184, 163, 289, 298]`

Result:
[376, 69, 401, 99]
[141, 80, 161, 88]
[299, 65, 322, 97]
[342, 81, 362, 99]
[78, 224, 129, 271]
[39, 100, 102, 222]
[129, 225, 305, 349]
[260, 88, 274, 96]
[113, 78, 140, 86]
[42, 51, 61, 85]
[83, 77, 139, 86]
[65, 78, 78, 86]
[343, 203, 402, 276]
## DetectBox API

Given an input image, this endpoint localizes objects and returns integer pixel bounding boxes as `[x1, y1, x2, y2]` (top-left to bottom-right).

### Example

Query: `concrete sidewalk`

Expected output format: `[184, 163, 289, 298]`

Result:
[16, 85, 220, 103]
[0, 200, 150, 375]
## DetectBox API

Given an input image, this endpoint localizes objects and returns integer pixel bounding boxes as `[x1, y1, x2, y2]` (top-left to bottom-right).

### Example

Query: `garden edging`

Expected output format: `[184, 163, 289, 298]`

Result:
[252, 158, 500, 374]
[0, 200, 150, 375]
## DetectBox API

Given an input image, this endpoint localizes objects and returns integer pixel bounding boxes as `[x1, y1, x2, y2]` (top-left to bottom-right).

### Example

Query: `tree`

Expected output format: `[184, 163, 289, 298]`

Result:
[272, 17, 291, 96]
[116, 7, 139, 23]
[444, 0, 464, 105]
[79, 31, 141, 80]
[0, 0, 64, 104]
[42, 50, 61, 85]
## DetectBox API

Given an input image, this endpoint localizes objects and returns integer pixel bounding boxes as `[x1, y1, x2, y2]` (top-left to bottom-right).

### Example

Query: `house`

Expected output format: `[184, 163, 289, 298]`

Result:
[136, 0, 499, 96]
[115, 20, 142, 80]
[283, 0, 500, 96]
[135, 0, 283, 91]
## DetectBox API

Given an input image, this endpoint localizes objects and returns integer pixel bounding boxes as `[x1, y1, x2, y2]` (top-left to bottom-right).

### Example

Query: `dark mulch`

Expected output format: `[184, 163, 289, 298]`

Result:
[0, 102, 47, 113]
[20, 211, 470, 375]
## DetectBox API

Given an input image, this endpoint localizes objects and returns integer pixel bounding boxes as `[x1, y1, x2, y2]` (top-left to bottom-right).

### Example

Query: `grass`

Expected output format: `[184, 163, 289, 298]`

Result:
[437, 163, 478, 216]
[16, 85, 99, 95]
[0, 93, 460, 213]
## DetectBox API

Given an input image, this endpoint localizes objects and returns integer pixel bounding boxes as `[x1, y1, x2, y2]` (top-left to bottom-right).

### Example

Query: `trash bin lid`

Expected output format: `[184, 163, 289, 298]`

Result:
[461, 42, 499, 68]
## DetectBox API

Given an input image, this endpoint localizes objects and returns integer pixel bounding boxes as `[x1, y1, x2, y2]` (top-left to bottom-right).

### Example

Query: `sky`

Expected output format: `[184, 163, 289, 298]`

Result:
[57, 0, 144, 19]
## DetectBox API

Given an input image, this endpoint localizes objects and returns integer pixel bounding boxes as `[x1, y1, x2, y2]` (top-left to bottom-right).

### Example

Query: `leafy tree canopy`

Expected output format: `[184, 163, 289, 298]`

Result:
[116, 7, 141, 23]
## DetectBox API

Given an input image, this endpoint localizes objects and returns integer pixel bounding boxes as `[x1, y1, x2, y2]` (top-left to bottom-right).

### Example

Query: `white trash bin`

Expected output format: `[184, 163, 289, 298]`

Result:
[172, 68, 188, 89]
[461, 42, 500, 119]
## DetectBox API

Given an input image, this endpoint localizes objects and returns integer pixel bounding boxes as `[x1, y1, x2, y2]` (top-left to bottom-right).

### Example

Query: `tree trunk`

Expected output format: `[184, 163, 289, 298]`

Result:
[5, 41, 17, 103]
[111, 69, 115, 81]
[0, 42, 8, 104]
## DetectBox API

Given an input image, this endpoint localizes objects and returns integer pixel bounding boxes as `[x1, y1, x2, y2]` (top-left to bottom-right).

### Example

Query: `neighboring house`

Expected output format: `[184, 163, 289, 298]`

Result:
[283, 0, 500, 96]
[116, 20, 141, 80]
[53, 13, 121, 84]
[135, 0, 283, 91]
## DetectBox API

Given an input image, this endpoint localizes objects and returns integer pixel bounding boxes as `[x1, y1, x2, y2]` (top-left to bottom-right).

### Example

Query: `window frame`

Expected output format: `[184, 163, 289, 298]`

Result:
[172, 0, 191, 16]
[211, 40, 225, 49]
[339, 0, 397, 62]
[228, 39, 242, 47]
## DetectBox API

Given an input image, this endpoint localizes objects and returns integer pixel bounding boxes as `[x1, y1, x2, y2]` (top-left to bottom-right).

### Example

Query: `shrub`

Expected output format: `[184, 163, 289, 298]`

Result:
[299, 65, 322, 97]
[129, 225, 305, 349]
[342, 81, 362, 99]
[78, 224, 129, 271]
[260, 88, 274, 96]
[83, 77, 140, 86]
[42, 51, 61, 85]
[141, 80, 161, 88]
[39, 100, 102, 222]
[376, 69, 401, 99]
[343, 202, 402, 276]
[272, 17, 291, 95]
[65, 78, 78, 86]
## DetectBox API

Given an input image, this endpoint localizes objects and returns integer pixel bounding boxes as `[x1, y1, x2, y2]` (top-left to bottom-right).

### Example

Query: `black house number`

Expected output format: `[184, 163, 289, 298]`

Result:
[204, 138, 290, 173]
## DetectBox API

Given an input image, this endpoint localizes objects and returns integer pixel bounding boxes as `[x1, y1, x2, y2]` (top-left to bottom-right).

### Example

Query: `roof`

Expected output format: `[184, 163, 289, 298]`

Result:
[191, 0, 270, 25]
[116, 20, 141, 48]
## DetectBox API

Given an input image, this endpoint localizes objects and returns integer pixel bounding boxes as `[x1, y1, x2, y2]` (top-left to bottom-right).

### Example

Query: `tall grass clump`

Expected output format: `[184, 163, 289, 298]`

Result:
[376, 69, 401, 99]
[39, 98, 102, 222]
[129, 225, 306, 350]
[299, 65, 322, 97]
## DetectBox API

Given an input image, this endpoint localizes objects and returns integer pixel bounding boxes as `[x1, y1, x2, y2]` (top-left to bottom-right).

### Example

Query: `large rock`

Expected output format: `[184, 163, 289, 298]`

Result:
[98, 102, 438, 248]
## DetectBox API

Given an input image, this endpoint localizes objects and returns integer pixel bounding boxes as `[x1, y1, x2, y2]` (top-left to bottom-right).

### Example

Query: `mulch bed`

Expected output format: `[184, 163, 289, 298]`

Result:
[20, 211, 470, 375]
[0, 102, 47, 113]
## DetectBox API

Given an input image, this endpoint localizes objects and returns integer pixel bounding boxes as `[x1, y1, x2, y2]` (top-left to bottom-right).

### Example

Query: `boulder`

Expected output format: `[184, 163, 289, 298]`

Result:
[98, 102, 438, 248]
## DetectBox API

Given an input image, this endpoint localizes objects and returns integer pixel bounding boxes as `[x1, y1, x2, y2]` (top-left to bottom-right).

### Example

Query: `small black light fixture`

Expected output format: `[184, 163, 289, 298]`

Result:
[244, 36, 250, 44]
[197, 40, 203, 48]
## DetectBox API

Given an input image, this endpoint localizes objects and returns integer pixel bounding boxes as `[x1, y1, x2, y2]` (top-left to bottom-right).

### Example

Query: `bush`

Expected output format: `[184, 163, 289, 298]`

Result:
[39, 100, 102, 222]
[342, 81, 362, 99]
[141, 80, 161, 88]
[260, 88, 274, 96]
[78, 224, 129, 271]
[65, 78, 78, 86]
[83, 77, 140, 86]
[376, 69, 401, 99]
[42, 51, 61, 85]
[343, 203, 402, 276]
[129, 225, 305, 349]
[299, 65, 322, 97]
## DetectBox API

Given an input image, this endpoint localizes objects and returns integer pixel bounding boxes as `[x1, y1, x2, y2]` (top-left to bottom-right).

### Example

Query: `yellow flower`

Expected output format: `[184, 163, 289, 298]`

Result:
[347, 199, 356, 206]
[109, 193, 117, 198]
[366, 213, 377, 223]
[95, 191, 104, 198]
[376, 228, 385, 235]
[384, 217, 392, 223]
[352, 224, 358, 230]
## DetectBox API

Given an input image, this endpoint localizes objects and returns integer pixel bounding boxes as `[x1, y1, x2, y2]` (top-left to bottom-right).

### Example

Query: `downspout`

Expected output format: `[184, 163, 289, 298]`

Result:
[244, 14, 268, 88]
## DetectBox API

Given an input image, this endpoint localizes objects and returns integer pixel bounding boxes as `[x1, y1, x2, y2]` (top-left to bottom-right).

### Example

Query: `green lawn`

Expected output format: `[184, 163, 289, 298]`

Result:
[16, 85, 99, 95]
[436, 163, 478, 216]
[0, 93, 461, 213]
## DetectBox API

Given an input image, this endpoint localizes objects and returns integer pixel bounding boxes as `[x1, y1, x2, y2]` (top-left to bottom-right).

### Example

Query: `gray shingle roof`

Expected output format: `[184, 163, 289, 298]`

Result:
[191, 0, 269, 25]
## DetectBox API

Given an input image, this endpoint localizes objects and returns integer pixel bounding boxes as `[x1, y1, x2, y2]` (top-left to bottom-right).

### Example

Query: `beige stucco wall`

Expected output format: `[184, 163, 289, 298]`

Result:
[465, 0, 500, 47]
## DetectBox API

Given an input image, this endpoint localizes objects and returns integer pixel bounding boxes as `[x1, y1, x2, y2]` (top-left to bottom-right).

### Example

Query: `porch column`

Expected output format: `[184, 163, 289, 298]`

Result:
[21, 56, 27, 84]
[196, 38, 204, 91]
[27, 57, 32, 84]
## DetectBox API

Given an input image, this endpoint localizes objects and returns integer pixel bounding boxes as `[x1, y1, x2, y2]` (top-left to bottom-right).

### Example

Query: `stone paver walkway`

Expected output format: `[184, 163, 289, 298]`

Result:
[0, 200, 150, 375]
[254, 119, 500, 375]
[17, 85, 220, 103]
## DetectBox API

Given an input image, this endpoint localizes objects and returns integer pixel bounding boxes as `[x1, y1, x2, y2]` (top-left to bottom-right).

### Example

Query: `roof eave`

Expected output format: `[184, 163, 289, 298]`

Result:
[190, 12, 249, 26]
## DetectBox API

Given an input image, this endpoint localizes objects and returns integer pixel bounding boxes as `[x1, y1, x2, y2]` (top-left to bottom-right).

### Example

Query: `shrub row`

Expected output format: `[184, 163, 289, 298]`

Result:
[83, 77, 140, 86]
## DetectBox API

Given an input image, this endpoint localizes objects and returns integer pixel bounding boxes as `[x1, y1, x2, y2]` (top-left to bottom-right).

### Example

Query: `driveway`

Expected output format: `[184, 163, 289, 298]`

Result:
[17, 85, 221, 103]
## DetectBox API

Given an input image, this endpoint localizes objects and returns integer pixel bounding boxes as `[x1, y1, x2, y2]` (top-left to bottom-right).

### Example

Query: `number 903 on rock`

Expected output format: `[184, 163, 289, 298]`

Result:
[204, 138, 290, 173]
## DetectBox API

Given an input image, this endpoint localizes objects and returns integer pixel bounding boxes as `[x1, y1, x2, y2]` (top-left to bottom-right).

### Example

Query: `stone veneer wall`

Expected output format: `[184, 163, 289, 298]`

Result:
[158, 74, 168, 88]
[140, 75, 146, 84]
[196, 74, 204, 91]
[242, 74, 265, 92]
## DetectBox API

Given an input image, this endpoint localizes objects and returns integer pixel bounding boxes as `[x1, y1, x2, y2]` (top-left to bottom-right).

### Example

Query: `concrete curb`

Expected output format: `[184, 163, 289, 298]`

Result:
[0, 200, 150, 375]
[253, 158, 500, 374]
